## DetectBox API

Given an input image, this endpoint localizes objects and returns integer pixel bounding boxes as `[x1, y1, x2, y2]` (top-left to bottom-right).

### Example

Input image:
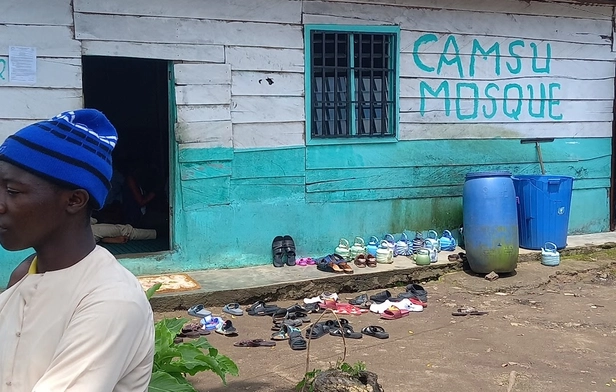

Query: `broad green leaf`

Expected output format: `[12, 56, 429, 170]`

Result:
[150, 317, 239, 390]
[145, 283, 162, 301]
[161, 317, 188, 337]
[154, 321, 176, 351]
[191, 337, 213, 350]
[198, 353, 227, 384]
[177, 344, 215, 372]
[148, 371, 196, 392]
[217, 355, 239, 376]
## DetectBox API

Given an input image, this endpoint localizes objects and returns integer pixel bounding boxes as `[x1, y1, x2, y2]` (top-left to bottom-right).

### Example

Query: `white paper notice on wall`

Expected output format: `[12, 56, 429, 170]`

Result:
[9, 46, 37, 84]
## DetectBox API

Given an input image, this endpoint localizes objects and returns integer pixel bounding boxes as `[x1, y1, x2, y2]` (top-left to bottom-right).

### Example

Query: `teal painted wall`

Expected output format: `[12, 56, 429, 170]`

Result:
[0, 137, 611, 287]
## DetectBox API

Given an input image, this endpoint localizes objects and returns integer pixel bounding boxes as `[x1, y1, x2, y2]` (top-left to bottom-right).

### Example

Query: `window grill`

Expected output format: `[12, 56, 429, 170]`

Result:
[310, 31, 396, 138]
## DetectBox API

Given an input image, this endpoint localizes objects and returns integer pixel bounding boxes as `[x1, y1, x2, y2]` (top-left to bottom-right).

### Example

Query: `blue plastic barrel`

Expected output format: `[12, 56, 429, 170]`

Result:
[463, 171, 519, 274]
[512, 175, 573, 250]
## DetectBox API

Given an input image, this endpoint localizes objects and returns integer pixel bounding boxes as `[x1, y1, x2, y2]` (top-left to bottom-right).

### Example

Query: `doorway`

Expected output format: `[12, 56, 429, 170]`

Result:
[82, 56, 171, 254]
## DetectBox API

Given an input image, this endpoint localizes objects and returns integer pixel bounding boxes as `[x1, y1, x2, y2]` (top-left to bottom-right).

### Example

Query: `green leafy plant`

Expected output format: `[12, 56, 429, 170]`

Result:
[146, 283, 238, 392]
[338, 360, 366, 377]
[295, 361, 366, 392]
[295, 368, 321, 392]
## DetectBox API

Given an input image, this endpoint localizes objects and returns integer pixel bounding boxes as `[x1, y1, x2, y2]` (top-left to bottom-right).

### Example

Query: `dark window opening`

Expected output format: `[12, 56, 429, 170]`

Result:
[310, 30, 397, 138]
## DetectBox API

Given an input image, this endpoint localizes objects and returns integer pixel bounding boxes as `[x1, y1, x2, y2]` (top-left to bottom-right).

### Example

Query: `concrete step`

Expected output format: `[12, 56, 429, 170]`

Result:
[149, 232, 616, 311]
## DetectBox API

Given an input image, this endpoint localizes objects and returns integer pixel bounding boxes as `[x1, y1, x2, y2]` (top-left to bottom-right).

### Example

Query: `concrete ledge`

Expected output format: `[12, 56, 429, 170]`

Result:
[149, 234, 616, 312]
[149, 257, 462, 311]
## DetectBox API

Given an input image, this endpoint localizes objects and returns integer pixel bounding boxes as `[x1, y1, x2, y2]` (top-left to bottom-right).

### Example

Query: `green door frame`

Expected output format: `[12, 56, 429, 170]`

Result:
[168, 61, 181, 249]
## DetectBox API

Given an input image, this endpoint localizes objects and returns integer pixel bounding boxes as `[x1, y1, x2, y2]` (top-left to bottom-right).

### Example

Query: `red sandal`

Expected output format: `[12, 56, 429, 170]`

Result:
[380, 305, 409, 320]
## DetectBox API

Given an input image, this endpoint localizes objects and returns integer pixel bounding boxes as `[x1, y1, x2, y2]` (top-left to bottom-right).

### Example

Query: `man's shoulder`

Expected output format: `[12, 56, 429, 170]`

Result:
[77, 247, 147, 302]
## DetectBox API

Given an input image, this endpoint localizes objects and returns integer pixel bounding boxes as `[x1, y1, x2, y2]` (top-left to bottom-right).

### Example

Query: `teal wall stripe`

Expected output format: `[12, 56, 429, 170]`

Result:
[0, 137, 611, 288]
[181, 176, 230, 210]
[180, 161, 233, 181]
[233, 147, 305, 179]
[179, 146, 233, 163]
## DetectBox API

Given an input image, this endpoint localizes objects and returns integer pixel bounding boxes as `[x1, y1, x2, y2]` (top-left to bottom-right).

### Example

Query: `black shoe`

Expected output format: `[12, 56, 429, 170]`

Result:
[272, 236, 285, 267]
[405, 284, 428, 302]
[349, 293, 369, 306]
[369, 290, 392, 304]
[283, 235, 296, 266]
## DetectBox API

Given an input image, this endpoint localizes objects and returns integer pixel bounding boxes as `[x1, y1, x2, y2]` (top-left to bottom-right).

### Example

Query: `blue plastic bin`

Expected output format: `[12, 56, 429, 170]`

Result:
[512, 175, 574, 250]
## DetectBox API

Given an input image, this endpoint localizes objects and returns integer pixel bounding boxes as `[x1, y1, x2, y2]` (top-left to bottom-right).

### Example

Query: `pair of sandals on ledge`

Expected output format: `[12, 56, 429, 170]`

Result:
[316, 254, 354, 273]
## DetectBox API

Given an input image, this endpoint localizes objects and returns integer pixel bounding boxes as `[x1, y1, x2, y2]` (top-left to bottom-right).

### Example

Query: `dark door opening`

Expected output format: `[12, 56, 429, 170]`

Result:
[82, 56, 171, 255]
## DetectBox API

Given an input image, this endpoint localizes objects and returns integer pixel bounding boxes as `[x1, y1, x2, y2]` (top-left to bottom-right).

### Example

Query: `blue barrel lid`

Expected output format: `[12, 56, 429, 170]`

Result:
[466, 171, 512, 180]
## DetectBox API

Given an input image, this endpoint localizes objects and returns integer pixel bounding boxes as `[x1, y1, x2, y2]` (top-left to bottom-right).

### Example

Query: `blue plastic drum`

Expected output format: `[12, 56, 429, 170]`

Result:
[463, 171, 519, 274]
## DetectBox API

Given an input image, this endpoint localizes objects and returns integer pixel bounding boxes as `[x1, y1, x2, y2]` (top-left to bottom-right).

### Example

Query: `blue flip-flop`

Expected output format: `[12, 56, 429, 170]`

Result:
[187, 304, 212, 318]
[223, 303, 244, 316]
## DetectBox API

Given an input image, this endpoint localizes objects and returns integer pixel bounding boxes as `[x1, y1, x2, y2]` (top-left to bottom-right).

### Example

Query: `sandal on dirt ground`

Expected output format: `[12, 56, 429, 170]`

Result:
[369, 290, 392, 304]
[348, 293, 371, 308]
[329, 325, 363, 339]
[181, 322, 210, 337]
[187, 304, 212, 318]
[222, 302, 244, 316]
[361, 326, 389, 339]
[394, 293, 428, 308]
[303, 302, 323, 313]
[405, 284, 428, 303]
[271, 308, 289, 323]
[452, 306, 488, 316]
[272, 236, 286, 267]
[380, 305, 410, 320]
[215, 320, 238, 336]
[233, 339, 276, 347]
[272, 324, 295, 341]
[305, 322, 330, 339]
[271, 318, 303, 330]
[287, 311, 311, 324]
[288, 328, 307, 350]
[247, 301, 281, 316]
[333, 303, 365, 315]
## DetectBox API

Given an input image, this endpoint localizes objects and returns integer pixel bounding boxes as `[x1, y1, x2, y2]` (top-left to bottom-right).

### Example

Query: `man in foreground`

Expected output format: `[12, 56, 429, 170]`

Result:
[0, 109, 154, 391]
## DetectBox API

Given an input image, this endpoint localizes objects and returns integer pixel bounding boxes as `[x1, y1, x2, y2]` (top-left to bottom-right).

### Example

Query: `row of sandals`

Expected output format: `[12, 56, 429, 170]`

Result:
[178, 284, 430, 350]
[270, 231, 460, 270]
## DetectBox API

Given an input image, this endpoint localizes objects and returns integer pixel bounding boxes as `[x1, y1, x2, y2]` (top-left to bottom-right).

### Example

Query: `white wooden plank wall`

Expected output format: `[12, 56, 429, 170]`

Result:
[73, 0, 306, 148]
[3, 0, 612, 145]
[305, 0, 613, 20]
[0, 0, 82, 142]
[173, 63, 233, 147]
[302, 0, 615, 140]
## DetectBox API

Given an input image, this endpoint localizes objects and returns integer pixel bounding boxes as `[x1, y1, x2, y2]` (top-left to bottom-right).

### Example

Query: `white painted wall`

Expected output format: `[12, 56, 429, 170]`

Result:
[0, 1, 81, 142]
[0, 0, 614, 145]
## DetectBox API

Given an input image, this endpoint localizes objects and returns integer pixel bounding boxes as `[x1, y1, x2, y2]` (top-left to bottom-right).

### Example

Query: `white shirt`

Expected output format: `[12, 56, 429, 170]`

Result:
[0, 246, 154, 391]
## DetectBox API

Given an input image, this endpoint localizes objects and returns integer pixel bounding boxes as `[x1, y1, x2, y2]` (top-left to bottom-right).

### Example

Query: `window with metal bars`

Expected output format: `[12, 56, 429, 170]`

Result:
[308, 28, 398, 138]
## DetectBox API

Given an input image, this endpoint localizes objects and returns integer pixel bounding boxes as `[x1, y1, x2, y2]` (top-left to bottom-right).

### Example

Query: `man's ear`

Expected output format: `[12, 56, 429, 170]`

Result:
[66, 189, 90, 215]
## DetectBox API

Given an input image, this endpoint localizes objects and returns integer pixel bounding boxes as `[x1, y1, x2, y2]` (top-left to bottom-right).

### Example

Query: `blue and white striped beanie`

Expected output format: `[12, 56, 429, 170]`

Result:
[0, 109, 118, 210]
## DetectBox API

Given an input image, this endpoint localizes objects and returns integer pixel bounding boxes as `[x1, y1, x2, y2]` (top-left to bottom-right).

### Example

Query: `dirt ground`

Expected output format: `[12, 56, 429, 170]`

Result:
[157, 250, 616, 392]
